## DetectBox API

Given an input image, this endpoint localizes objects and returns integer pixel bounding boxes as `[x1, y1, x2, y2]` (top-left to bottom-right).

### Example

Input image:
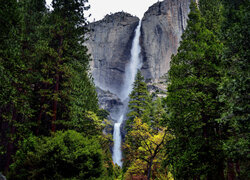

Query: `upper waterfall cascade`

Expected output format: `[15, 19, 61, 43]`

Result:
[112, 20, 143, 167]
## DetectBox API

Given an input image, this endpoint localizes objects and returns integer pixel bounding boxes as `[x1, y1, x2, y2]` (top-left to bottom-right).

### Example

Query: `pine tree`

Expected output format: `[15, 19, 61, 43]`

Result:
[165, 2, 224, 179]
[124, 72, 171, 179]
[33, 0, 98, 134]
[219, 0, 250, 178]
[0, 0, 99, 174]
[123, 71, 151, 171]
[0, 0, 20, 173]
[0, 0, 48, 173]
[199, 0, 224, 34]
[126, 70, 152, 128]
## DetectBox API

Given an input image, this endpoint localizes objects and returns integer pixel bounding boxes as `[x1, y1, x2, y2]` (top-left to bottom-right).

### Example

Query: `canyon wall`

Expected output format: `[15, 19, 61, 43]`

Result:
[86, 0, 191, 112]
[86, 12, 139, 97]
[141, 0, 190, 82]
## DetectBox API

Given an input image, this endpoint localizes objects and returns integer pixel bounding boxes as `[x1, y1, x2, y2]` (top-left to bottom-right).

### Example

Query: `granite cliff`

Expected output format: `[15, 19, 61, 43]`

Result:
[86, 12, 139, 97]
[141, 0, 190, 82]
[86, 0, 191, 113]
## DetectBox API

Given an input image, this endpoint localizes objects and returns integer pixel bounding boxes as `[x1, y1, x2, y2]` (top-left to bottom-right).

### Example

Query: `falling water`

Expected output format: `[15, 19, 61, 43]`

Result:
[112, 20, 142, 167]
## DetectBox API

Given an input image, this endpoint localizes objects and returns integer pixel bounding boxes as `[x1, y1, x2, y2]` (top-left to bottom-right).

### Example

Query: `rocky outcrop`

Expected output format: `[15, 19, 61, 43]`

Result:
[86, 12, 139, 97]
[147, 77, 167, 98]
[96, 87, 123, 115]
[0, 173, 6, 180]
[140, 0, 191, 82]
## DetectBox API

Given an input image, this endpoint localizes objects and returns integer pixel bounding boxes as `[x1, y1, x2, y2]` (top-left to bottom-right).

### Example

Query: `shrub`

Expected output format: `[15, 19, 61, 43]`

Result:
[8, 130, 104, 180]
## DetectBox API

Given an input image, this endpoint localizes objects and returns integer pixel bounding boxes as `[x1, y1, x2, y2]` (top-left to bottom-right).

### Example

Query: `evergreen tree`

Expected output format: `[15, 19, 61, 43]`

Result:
[0, 0, 100, 174]
[199, 0, 224, 34]
[0, 0, 40, 173]
[124, 72, 170, 179]
[124, 71, 151, 172]
[0, 0, 19, 173]
[126, 70, 152, 128]
[218, 0, 250, 178]
[33, 0, 98, 134]
[165, 2, 224, 179]
[18, 0, 48, 136]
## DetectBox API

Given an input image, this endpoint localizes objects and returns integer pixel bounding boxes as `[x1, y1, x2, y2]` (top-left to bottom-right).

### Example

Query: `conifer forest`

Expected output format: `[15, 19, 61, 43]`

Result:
[0, 0, 249, 179]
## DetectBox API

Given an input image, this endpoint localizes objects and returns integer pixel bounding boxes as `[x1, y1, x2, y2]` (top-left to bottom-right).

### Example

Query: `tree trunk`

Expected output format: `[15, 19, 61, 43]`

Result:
[235, 160, 240, 178]
[51, 33, 63, 132]
[147, 158, 153, 180]
[218, 161, 225, 180]
[227, 159, 236, 180]
[51, 74, 59, 132]
[4, 108, 16, 174]
[36, 83, 47, 135]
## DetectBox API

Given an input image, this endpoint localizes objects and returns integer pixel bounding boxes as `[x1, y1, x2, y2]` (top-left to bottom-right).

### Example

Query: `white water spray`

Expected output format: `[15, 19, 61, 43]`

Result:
[112, 20, 142, 167]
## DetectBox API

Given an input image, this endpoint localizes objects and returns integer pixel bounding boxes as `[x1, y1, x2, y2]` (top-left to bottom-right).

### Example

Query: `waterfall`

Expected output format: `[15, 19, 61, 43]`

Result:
[112, 20, 142, 167]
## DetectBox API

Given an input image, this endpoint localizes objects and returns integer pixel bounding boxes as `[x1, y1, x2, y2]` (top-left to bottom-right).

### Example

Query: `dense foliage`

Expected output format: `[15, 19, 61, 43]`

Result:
[218, 0, 250, 178]
[122, 1, 249, 180]
[162, 1, 249, 180]
[8, 130, 104, 180]
[165, 2, 224, 179]
[0, 0, 115, 179]
[126, 71, 152, 128]
[124, 71, 173, 179]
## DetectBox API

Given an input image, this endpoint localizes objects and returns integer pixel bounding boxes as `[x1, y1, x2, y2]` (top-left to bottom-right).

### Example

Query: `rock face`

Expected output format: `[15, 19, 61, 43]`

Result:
[0, 173, 6, 180]
[141, 0, 191, 82]
[86, 12, 139, 97]
[86, 0, 191, 117]
[96, 87, 123, 115]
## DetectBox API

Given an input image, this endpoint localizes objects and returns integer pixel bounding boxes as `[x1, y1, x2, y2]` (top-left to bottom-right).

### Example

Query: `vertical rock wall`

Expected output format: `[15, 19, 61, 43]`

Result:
[86, 0, 192, 113]
[86, 12, 139, 97]
[141, 0, 191, 82]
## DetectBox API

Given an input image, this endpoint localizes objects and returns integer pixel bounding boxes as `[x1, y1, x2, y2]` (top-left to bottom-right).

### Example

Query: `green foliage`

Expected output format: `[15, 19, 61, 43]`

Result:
[70, 111, 104, 136]
[124, 70, 152, 173]
[126, 71, 152, 128]
[0, 0, 102, 175]
[1, 0, 249, 179]
[124, 73, 172, 179]
[8, 130, 104, 180]
[66, 61, 99, 125]
[165, 2, 224, 179]
[199, 0, 224, 34]
[124, 118, 173, 180]
[0, 0, 40, 172]
[218, 0, 250, 178]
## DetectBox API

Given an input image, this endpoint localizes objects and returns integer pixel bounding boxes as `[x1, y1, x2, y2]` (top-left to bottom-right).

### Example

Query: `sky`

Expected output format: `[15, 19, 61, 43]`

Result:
[46, 0, 160, 22]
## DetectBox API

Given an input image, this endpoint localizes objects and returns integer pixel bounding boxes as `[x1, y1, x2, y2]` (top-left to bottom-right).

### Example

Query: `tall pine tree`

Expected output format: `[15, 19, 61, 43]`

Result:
[219, 0, 250, 178]
[165, 2, 224, 179]
[33, 0, 98, 134]
[126, 70, 152, 128]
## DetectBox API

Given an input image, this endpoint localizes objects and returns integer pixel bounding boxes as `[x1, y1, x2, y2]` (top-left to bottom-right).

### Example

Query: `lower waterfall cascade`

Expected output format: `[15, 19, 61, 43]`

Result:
[112, 20, 143, 167]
